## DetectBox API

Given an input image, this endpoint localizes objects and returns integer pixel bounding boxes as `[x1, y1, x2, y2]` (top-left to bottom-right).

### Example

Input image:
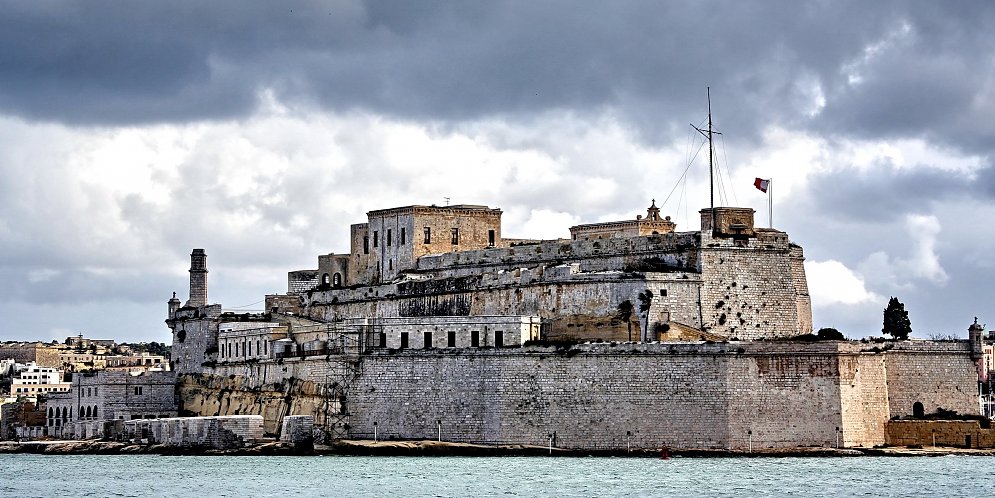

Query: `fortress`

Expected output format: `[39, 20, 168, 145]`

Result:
[166, 202, 980, 450]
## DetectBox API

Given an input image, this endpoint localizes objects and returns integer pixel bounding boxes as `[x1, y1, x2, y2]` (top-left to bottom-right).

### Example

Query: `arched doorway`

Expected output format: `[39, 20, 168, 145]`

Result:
[913, 401, 925, 418]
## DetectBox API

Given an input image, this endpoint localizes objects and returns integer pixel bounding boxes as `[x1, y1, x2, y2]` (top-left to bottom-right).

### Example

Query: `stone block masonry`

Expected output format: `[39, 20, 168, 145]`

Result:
[178, 340, 979, 450]
[122, 415, 264, 449]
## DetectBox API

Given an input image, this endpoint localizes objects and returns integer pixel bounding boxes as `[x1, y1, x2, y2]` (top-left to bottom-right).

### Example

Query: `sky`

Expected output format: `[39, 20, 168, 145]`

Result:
[1, 1, 993, 343]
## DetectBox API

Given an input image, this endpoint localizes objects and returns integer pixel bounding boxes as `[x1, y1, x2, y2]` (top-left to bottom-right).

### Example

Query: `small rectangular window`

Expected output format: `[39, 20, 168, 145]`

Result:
[387, 229, 392, 246]
[471, 330, 479, 347]
[424, 227, 431, 244]
[379, 332, 387, 348]
[134, 386, 143, 395]
[363, 236, 369, 254]
[400, 228, 406, 245]
[373, 231, 379, 248]
[424, 331, 433, 349]
[400, 332, 409, 349]
[451, 228, 459, 245]
[660, 289, 668, 297]
[494, 331, 504, 348]
[447, 331, 456, 348]
[488, 229, 495, 247]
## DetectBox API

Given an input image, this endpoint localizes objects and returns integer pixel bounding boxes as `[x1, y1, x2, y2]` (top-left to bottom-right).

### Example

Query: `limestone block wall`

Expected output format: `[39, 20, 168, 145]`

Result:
[178, 340, 978, 450]
[886, 420, 995, 448]
[788, 245, 812, 334]
[343, 343, 852, 450]
[837, 351, 890, 447]
[883, 342, 978, 417]
[698, 239, 802, 339]
[168, 305, 223, 374]
[307, 273, 705, 341]
[416, 233, 699, 276]
[123, 415, 264, 449]
[280, 415, 314, 444]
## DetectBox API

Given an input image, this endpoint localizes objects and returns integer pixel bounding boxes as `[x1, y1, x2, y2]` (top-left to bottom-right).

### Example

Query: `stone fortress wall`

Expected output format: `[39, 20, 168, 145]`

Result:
[177, 340, 977, 449]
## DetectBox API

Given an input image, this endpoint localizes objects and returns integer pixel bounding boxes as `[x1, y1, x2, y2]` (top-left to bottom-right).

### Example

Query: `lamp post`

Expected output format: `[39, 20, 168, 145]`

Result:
[437, 419, 442, 442]
[748, 430, 752, 453]
[626, 431, 632, 454]
[835, 427, 840, 449]
[373, 421, 378, 443]
[932, 429, 936, 448]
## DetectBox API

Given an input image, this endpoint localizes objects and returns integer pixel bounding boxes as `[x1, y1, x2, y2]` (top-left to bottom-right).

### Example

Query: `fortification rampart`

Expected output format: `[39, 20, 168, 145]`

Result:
[177, 340, 978, 450]
[415, 232, 701, 275]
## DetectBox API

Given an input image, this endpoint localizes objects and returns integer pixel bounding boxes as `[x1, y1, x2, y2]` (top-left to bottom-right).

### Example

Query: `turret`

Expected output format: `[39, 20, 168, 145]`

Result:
[167, 291, 181, 319]
[187, 249, 208, 307]
[969, 317, 984, 360]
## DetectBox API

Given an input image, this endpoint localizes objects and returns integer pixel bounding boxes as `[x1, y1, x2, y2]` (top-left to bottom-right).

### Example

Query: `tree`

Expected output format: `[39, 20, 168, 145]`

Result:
[882, 297, 912, 340]
[816, 327, 845, 340]
[616, 300, 634, 342]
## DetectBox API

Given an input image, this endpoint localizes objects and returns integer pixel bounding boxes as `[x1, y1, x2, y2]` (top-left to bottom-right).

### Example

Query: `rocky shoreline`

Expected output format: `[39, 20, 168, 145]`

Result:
[2, 439, 994, 457]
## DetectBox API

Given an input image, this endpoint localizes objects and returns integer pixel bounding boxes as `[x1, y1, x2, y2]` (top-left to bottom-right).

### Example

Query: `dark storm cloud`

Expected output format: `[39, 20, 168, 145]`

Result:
[1, 1, 991, 151]
[796, 160, 989, 224]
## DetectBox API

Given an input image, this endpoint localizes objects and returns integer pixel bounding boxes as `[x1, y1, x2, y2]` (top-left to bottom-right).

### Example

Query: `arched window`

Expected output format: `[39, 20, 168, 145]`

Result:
[79, 406, 85, 418]
[322, 273, 331, 286]
[63, 407, 68, 420]
[92, 406, 98, 418]
[333, 273, 342, 287]
[48, 407, 54, 418]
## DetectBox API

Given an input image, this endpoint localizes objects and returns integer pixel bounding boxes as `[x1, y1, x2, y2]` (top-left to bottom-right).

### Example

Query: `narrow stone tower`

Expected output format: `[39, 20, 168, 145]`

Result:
[187, 249, 208, 307]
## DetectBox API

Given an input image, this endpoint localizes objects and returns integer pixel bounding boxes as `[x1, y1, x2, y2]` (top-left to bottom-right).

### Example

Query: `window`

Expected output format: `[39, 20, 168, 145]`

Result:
[494, 331, 504, 348]
[448, 331, 456, 348]
[134, 386, 143, 395]
[400, 332, 409, 349]
[387, 229, 392, 246]
[451, 228, 459, 245]
[363, 236, 369, 254]
[94, 387, 98, 396]
[333, 273, 342, 287]
[424, 331, 433, 349]
[322, 273, 330, 286]
[400, 228, 406, 245]
[379, 332, 387, 348]
[488, 230, 495, 247]
[660, 289, 668, 297]
[424, 227, 431, 244]
[373, 231, 379, 248]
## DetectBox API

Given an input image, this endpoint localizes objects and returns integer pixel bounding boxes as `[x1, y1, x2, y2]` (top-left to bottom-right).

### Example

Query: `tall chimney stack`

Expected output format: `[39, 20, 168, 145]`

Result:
[188, 249, 208, 307]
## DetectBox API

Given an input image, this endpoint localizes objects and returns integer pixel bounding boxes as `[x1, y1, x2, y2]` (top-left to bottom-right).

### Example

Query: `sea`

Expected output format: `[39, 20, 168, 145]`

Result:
[2, 454, 994, 497]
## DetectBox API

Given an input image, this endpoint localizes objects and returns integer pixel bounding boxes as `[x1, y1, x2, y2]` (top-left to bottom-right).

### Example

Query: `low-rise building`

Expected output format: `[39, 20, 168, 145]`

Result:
[46, 370, 178, 439]
[10, 363, 70, 396]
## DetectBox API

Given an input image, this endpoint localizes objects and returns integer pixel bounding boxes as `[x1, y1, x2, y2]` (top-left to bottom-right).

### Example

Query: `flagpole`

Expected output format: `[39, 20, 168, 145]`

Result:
[769, 178, 773, 229]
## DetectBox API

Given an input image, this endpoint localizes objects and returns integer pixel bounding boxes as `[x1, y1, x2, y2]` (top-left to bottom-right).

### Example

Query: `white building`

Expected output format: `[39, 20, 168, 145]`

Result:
[10, 363, 70, 396]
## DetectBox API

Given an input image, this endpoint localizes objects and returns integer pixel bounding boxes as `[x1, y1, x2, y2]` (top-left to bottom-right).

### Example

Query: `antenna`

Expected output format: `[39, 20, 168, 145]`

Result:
[444, 197, 450, 206]
[692, 87, 721, 235]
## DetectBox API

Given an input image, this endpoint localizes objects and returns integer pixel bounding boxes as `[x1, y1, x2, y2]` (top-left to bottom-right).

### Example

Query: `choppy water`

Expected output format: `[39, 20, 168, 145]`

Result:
[2, 454, 994, 497]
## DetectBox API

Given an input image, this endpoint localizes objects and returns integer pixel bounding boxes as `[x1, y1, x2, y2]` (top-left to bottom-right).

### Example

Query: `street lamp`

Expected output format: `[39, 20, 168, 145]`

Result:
[373, 421, 378, 443]
[748, 430, 753, 453]
[437, 419, 442, 442]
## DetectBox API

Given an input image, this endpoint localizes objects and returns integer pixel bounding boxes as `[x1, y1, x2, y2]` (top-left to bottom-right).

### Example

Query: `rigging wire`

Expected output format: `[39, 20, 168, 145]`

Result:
[229, 299, 264, 309]
[719, 133, 739, 206]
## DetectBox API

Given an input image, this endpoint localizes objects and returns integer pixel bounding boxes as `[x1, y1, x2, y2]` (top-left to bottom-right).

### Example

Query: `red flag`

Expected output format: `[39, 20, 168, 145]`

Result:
[754, 178, 769, 193]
